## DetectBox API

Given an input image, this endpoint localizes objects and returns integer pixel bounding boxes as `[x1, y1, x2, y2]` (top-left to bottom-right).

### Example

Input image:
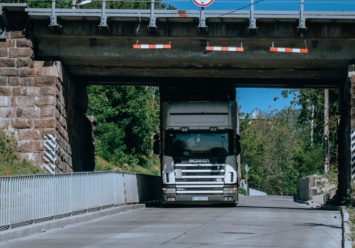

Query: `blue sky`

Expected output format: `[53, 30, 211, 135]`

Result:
[236, 88, 295, 114]
[164, 0, 355, 11]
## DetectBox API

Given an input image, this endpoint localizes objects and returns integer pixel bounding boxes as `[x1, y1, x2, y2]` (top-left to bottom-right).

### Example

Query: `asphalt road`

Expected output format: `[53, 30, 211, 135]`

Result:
[1, 196, 341, 248]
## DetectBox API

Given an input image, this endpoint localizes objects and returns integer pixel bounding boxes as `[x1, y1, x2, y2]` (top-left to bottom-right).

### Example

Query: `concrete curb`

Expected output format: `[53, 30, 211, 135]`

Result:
[0, 204, 145, 243]
[341, 206, 352, 248]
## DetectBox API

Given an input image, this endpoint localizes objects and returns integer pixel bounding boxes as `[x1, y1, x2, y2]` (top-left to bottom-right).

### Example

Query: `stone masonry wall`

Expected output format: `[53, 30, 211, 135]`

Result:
[56, 59, 95, 172]
[0, 31, 94, 173]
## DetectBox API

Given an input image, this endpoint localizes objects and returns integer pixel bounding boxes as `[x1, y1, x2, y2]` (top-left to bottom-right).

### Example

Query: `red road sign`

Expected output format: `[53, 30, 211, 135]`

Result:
[193, 0, 214, 7]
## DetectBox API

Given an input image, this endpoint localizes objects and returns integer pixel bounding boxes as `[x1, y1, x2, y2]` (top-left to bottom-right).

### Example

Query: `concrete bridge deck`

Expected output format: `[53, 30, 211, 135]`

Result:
[0, 196, 343, 248]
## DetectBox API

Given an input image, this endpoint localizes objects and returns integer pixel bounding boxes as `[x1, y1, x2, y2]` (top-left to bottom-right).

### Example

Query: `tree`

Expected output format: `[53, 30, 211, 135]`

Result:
[87, 85, 159, 167]
[240, 86, 340, 195]
[282, 89, 339, 164]
[240, 110, 300, 195]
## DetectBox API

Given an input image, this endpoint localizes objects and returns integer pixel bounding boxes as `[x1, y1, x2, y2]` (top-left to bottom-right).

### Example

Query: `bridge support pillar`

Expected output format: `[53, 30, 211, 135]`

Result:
[0, 31, 94, 173]
[337, 66, 355, 203]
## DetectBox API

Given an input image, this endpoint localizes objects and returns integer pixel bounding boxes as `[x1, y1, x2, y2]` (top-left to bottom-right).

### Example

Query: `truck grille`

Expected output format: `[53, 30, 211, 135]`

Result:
[174, 163, 225, 195]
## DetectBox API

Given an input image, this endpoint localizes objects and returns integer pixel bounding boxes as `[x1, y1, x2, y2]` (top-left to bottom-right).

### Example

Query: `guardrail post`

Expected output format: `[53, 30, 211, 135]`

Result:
[249, 0, 257, 30]
[148, 0, 157, 32]
[199, 7, 206, 28]
[298, 0, 306, 30]
[198, 7, 208, 34]
[99, 0, 109, 30]
[49, 0, 62, 31]
[72, 0, 77, 9]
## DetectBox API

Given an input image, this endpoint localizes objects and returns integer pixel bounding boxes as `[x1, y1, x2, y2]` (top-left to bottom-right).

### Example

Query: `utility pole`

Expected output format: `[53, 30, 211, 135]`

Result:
[245, 164, 249, 195]
[311, 103, 314, 146]
[307, 100, 314, 146]
[324, 89, 329, 174]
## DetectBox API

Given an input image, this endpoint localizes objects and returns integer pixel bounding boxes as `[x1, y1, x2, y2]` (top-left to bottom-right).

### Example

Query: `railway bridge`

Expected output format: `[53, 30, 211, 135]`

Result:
[1, 1, 355, 201]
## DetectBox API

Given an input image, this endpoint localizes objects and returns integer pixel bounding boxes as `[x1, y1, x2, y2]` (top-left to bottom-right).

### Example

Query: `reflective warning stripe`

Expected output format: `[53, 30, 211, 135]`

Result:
[133, 44, 171, 49]
[270, 47, 308, 53]
[206, 46, 244, 52]
[43, 134, 58, 174]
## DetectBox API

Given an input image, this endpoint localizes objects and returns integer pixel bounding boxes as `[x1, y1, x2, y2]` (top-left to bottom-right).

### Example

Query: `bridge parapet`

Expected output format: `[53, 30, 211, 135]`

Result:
[0, 172, 161, 240]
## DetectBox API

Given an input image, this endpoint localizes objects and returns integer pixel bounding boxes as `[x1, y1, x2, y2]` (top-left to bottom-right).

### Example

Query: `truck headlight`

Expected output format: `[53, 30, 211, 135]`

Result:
[224, 188, 237, 194]
[163, 188, 176, 195]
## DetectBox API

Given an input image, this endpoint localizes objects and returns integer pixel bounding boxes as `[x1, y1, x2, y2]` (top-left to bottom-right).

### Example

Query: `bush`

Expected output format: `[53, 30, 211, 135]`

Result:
[0, 130, 44, 176]
[239, 188, 247, 195]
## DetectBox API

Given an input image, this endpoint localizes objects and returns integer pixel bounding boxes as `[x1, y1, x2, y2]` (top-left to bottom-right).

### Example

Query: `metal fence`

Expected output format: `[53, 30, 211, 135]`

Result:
[0, 172, 161, 230]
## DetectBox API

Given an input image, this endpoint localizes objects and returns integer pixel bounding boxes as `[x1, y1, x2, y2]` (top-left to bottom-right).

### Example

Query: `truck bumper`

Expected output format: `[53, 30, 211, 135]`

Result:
[162, 194, 237, 205]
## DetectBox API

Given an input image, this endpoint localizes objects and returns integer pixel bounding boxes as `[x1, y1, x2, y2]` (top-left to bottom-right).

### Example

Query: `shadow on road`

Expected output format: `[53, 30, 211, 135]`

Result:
[146, 195, 340, 211]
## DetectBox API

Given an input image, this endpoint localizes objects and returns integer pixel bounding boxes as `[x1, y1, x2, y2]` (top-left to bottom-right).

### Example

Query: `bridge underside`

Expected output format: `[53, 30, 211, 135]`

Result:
[34, 33, 352, 88]
[4, 8, 351, 87]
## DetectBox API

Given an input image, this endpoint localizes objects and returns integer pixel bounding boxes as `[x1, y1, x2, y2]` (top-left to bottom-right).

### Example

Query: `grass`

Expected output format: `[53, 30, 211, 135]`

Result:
[0, 126, 160, 176]
[0, 130, 45, 176]
[347, 206, 355, 247]
[95, 156, 160, 176]
[239, 188, 247, 195]
[0, 159, 44, 176]
[325, 164, 338, 184]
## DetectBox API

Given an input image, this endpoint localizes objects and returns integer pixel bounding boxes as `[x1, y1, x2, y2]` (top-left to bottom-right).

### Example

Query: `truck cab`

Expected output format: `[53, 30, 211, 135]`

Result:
[155, 86, 240, 205]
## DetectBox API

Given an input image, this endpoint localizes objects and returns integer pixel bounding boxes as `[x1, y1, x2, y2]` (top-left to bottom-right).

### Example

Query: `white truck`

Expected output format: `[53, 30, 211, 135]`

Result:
[154, 86, 241, 205]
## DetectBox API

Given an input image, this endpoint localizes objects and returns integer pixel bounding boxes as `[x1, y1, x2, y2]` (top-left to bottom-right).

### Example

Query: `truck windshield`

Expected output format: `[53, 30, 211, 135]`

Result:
[165, 131, 234, 157]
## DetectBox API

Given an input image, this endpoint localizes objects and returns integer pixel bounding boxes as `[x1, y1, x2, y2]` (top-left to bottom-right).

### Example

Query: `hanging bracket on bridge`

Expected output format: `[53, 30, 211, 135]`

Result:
[270, 41, 308, 54]
[148, 0, 158, 33]
[206, 43, 244, 52]
[98, 0, 110, 31]
[297, 0, 307, 32]
[49, 0, 62, 32]
[248, 0, 257, 32]
[133, 40, 171, 49]
[197, 7, 208, 34]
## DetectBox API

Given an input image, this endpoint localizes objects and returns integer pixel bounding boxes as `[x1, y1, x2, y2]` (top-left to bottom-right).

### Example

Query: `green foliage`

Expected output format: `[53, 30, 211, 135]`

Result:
[95, 156, 160, 175]
[241, 112, 299, 195]
[292, 144, 323, 178]
[238, 187, 246, 195]
[241, 88, 339, 196]
[346, 203, 355, 244]
[7, 0, 176, 9]
[324, 164, 338, 184]
[87, 85, 159, 169]
[0, 130, 44, 176]
[290, 89, 339, 163]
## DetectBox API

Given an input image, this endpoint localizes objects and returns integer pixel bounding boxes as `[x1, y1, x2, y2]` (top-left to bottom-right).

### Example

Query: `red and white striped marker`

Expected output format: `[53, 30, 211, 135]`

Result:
[206, 46, 244, 52]
[133, 44, 171, 49]
[270, 47, 308, 54]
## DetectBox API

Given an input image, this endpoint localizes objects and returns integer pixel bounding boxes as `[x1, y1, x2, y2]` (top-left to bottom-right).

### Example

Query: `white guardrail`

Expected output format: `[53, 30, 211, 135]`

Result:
[0, 172, 161, 231]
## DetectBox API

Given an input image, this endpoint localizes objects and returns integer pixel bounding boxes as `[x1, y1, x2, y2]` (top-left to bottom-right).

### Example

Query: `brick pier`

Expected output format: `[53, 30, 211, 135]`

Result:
[0, 31, 94, 173]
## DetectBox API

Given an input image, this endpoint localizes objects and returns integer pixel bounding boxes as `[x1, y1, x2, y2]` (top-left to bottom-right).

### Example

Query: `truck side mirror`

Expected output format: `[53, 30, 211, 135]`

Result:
[153, 134, 160, 155]
[235, 134, 241, 155]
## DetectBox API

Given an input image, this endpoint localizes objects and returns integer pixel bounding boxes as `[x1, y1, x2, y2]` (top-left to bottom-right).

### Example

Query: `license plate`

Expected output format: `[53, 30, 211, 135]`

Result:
[192, 196, 208, 201]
